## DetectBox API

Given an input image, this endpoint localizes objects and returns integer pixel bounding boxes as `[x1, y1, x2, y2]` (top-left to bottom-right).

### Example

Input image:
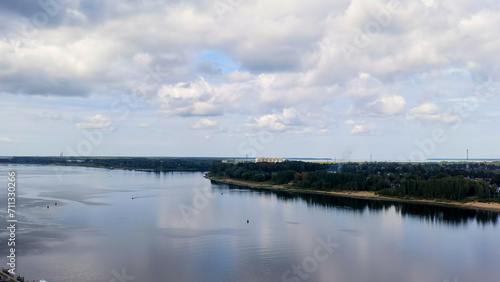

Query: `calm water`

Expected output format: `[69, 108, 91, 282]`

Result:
[0, 164, 499, 282]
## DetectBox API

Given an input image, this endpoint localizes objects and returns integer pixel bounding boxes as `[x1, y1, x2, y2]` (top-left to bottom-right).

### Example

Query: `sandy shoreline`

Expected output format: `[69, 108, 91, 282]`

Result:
[206, 175, 500, 213]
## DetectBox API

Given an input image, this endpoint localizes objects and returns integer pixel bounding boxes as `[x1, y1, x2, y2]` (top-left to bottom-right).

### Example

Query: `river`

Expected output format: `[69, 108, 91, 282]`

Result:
[0, 164, 498, 282]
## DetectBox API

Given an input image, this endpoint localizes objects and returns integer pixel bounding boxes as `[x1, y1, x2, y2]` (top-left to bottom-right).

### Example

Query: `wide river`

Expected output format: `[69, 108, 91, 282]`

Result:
[0, 164, 499, 282]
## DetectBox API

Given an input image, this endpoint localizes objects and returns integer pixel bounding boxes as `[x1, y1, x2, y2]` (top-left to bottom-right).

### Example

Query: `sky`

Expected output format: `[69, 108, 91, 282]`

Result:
[0, 0, 499, 161]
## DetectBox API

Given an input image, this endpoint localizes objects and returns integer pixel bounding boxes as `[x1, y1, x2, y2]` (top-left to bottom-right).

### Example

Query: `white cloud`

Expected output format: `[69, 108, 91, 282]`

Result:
[132, 53, 152, 67]
[410, 103, 439, 115]
[0, 137, 21, 143]
[350, 124, 376, 136]
[365, 95, 407, 116]
[345, 119, 365, 125]
[407, 103, 460, 124]
[421, 0, 437, 8]
[157, 77, 224, 116]
[251, 114, 287, 131]
[246, 107, 331, 136]
[2, 0, 500, 158]
[191, 118, 218, 129]
[248, 108, 300, 132]
[346, 73, 406, 117]
[76, 114, 115, 131]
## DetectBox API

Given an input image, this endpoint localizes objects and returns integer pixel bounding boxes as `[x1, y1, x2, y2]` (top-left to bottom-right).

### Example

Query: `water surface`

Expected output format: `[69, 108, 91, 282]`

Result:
[0, 165, 498, 282]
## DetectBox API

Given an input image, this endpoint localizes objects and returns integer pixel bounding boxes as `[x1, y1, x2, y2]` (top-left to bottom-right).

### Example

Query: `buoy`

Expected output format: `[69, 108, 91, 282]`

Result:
[47, 205, 50, 209]
[247, 219, 249, 223]
[55, 202, 57, 206]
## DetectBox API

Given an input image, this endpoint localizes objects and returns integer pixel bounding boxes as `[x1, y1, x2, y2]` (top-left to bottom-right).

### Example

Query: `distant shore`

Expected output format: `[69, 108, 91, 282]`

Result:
[206, 175, 500, 213]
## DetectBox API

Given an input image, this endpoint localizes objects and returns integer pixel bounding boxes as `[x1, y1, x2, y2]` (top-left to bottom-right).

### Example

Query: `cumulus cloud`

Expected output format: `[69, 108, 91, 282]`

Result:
[248, 108, 300, 132]
[350, 124, 376, 136]
[246, 107, 330, 136]
[157, 77, 224, 116]
[346, 73, 406, 117]
[365, 95, 406, 116]
[409, 103, 439, 115]
[1, 0, 500, 156]
[76, 114, 115, 131]
[407, 103, 460, 124]
[155, 73, 332, 119]
[191, 118, 218, 129]
[2, 0, 500, 100]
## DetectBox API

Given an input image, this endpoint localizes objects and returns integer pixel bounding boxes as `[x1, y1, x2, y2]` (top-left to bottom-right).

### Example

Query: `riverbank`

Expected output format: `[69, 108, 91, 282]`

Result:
[206, 175, 500, 213]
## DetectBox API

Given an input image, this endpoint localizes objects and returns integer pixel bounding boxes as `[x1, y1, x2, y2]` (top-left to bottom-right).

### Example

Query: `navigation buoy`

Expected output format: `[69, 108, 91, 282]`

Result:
[47, 205, 50, 209]
[247, 219, 249, 224]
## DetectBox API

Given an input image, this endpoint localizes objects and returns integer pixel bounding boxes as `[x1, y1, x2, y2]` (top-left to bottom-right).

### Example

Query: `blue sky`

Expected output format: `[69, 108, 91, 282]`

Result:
[0, 0, 499, 161]
[196, 51, 240, 75]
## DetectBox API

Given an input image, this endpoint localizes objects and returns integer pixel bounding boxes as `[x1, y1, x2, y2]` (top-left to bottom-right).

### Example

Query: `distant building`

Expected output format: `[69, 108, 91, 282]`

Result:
[255, 157, 286, 163]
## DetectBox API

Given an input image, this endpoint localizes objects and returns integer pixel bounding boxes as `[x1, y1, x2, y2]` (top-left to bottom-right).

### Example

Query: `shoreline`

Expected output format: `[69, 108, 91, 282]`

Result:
[206, 175, 500, 213]
[0, 162, 206, 172]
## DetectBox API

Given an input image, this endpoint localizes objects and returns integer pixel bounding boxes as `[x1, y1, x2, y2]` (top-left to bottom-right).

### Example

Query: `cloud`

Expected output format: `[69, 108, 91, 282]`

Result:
[365, 95, 406, 116]
[346, 73, 406, 117]
[350, 124, 376, 136]
[345, 119, 365, 125]
[226, 71, 253, 82]
[246, 107, 330, 136]
[409, 103, 439, 115]
[133, 53, 152, 67]
[157, 77, 226, 116]
[75, 114, 115, 131]
[407, 103, 460, 124]
[0, 137, 22, 143]
[2, 0, 500, 101]
[191, 118, 218, 129]
[2, 0, 500, 158]
[248, 108, 300, 132]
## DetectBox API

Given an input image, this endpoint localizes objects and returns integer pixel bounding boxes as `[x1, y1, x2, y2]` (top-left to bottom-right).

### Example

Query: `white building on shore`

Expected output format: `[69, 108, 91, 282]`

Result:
[255, 157, 286, 163]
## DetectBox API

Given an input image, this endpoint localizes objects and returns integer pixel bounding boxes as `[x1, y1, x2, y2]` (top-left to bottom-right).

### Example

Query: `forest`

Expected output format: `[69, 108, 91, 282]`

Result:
[0, 156, 219, 172]
[209, 161, 500, 202]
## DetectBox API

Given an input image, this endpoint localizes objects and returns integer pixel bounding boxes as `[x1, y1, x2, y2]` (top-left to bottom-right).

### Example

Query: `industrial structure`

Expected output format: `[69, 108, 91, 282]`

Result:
[255, 157, 286, 163]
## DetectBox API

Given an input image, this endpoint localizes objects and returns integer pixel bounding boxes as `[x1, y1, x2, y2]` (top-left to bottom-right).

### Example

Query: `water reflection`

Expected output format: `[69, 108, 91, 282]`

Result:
[1, 165, 498, 282]
[215, 183, 499, 227]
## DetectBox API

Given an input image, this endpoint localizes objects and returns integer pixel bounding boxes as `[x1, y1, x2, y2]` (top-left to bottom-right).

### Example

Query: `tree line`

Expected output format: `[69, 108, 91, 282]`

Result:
[0, 157, 218, 172]
[209, 161, 500, 202]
